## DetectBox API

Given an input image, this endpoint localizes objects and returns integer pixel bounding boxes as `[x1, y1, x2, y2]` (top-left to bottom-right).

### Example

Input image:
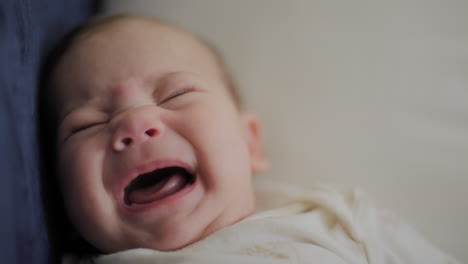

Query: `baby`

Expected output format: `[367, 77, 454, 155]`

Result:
[41, 14, 459, 263]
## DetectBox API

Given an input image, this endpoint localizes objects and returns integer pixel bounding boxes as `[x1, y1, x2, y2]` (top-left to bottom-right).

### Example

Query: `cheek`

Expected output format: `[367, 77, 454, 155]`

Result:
[57, 138, 108, 214]
[187, 102, 247, 151]
[59, 139, 100, 180]
[180, 102, 253, 182]
[57, 137, 120, 247]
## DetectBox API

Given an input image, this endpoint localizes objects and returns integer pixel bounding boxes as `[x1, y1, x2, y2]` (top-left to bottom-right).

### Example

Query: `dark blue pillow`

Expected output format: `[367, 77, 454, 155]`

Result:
[0, 1, 94, 263]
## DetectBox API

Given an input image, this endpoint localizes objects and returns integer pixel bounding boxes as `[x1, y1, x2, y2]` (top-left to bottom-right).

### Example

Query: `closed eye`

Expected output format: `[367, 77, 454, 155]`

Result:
[70, 122, 105, 135]
[59, 122, 105, 144]
[159, 87, 196, 105]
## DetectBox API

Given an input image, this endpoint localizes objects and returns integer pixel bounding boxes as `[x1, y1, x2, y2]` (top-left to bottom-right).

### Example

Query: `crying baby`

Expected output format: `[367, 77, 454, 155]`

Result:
[41, 14, 459, 264]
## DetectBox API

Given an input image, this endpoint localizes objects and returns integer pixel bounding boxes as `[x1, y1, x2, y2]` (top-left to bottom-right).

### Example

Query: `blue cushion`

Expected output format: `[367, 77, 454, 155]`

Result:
[0, 1, 94, 263]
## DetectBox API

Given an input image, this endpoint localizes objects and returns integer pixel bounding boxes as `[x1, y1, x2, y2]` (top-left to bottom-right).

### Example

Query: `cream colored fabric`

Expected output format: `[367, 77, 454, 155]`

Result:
[68, 181, 459, 264]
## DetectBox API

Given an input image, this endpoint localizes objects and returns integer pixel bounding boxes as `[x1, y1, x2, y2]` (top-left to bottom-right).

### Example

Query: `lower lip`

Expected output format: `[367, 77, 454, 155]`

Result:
[119, 175, 198, 213]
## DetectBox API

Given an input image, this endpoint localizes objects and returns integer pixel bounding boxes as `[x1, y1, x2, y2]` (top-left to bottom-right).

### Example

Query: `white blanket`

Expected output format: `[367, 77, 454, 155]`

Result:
[67, 180, 460, 264]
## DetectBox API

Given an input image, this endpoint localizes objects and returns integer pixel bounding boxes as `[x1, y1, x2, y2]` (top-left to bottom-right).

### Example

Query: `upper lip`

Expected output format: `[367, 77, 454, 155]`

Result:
[114, 159, 195, 206]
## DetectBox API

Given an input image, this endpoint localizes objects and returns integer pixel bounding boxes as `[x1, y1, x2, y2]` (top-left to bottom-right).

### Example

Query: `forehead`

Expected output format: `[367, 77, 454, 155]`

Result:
[51, 18, 225, 116]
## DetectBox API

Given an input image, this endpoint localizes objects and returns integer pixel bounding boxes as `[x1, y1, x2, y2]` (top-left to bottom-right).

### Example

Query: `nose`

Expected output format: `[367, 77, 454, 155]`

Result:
[111, 106, 164, 152]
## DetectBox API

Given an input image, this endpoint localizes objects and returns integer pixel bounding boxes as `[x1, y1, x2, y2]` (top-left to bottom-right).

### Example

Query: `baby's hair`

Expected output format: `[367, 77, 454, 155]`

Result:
[38, 13, 244, 261]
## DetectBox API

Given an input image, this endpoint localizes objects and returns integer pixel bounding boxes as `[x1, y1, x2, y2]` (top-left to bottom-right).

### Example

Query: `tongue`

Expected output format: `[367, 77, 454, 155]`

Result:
[127, 173, 187, 205]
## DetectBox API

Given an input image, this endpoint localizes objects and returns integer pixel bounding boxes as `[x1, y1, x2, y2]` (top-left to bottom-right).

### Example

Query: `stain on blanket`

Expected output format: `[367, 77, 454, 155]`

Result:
[246, 245, 290, 259]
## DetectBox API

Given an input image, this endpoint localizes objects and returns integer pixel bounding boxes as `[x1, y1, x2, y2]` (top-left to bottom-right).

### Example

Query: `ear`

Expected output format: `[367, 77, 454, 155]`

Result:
[240, 112, 269, 173]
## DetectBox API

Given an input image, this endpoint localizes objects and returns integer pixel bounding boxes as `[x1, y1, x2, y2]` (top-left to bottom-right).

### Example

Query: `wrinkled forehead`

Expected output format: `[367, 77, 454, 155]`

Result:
[49, 17, 228, 118]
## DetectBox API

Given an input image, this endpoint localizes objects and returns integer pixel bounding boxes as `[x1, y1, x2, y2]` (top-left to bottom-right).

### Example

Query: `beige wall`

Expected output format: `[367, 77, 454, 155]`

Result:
[104, 1, 468, 261]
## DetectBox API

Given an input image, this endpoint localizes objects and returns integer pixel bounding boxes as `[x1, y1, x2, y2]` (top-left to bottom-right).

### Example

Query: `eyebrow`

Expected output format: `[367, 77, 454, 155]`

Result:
[58, 105, 82, 128]
[57, 105, 86, 131]
[57, 100, 103, 130]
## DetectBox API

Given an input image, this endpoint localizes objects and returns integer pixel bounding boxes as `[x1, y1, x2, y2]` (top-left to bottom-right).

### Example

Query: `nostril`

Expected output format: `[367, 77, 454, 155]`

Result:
[145, 128, 158, 137]
[122, 137, 132, 146]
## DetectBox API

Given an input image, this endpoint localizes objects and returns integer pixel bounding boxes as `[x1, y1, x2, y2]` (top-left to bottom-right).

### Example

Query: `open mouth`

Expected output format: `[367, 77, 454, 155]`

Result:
[124, 166, 195, 206]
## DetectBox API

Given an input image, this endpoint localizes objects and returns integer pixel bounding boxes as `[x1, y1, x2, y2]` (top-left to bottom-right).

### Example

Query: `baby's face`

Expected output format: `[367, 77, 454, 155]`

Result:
[51, 19, 265, 253]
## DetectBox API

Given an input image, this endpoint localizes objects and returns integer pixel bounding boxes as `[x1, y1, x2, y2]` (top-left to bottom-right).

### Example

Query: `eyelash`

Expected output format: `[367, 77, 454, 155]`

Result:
[70, 122, 105, 135]
[159, 86, 196, 105]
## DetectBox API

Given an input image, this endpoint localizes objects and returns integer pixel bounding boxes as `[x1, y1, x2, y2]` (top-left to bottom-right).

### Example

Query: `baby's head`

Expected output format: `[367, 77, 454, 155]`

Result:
[42, 14, 267, 255]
